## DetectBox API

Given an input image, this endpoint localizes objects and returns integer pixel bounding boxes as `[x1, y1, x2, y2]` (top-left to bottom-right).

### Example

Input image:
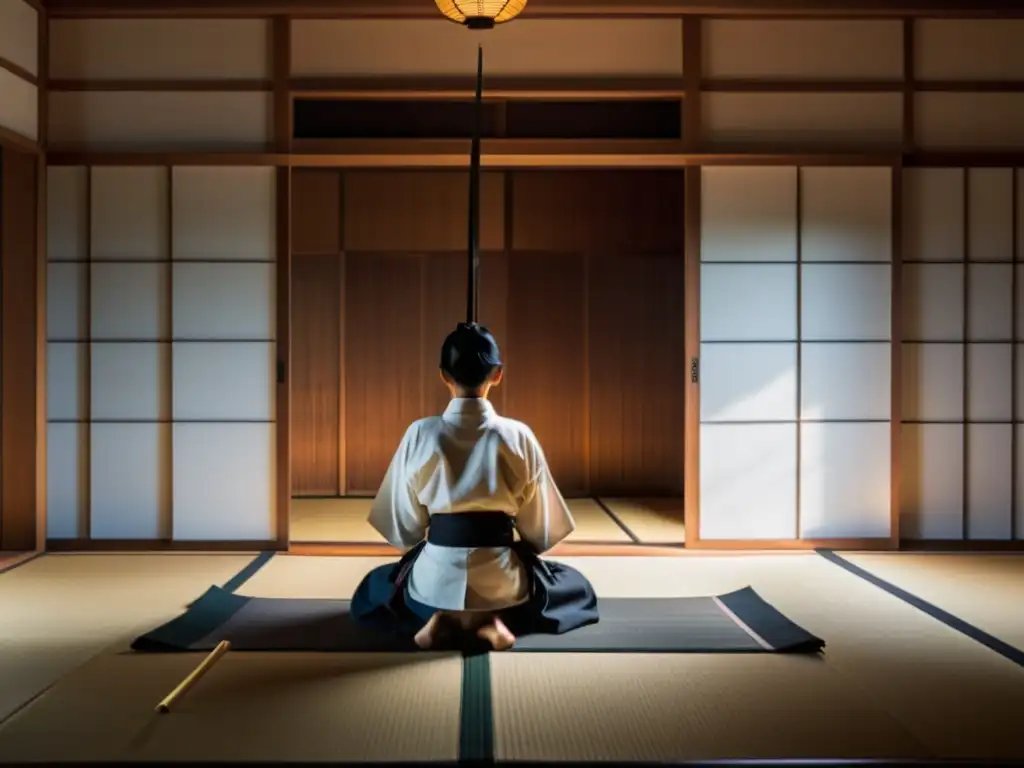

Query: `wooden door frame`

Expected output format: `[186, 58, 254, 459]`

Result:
[0, 142, 46, 554]
[281, 154, 900, 554]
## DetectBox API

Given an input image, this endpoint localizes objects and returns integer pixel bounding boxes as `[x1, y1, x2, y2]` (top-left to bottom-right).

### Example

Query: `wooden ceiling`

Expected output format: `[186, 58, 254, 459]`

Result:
[42, 0, 1024, 18]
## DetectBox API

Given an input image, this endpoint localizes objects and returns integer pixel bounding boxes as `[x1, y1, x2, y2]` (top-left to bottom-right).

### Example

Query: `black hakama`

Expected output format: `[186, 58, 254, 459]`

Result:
[350, 512, 599, 642]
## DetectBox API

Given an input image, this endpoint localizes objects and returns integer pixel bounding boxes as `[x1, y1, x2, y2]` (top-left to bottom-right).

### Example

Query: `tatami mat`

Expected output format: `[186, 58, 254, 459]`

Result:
[291, 498, 383, 543]
[566, 498, 632, 543]
[491, 654, 925, 761]
[7, 551, 1024, 762]
[500, 555, 1024, 761]
[599, 498, 685, 544]
[0, 553, 253, 726]
[0, 650, 462, 762]
[236, 554, 394, 599]
[240, 552, 1024, 759]
[843, 553, 1024, 653]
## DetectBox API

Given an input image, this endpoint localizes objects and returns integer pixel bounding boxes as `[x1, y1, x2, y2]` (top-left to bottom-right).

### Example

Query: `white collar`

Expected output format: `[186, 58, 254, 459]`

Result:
[441, 397, 496, 426]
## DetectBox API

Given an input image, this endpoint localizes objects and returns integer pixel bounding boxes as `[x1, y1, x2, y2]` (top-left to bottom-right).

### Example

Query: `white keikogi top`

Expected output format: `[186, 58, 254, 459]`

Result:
[368, 397, 576, 612]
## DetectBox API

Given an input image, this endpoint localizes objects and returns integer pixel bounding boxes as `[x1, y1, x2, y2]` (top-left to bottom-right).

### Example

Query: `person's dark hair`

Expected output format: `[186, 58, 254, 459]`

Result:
[440, 323, 503, 390]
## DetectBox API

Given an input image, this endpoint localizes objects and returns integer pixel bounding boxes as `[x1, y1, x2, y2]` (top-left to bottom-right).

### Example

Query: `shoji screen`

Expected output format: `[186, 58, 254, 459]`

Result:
[171, 167, 276, 541]
[902, 168, 1022, 541]
[699, 166, 893, 541]
[45, 164, 277, 542]
[88, 167, 171, 539]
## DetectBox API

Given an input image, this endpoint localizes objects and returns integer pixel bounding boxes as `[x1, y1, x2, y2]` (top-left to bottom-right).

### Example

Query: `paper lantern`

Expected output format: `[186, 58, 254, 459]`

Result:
[434, 0, 527, 29]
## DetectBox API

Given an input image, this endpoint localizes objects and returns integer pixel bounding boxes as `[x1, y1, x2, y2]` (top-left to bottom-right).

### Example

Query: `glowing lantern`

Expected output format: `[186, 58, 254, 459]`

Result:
[434, 0, 527, 30]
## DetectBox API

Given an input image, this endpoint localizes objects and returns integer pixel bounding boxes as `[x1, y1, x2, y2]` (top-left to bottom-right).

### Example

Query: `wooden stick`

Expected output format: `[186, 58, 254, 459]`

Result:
[155, 640, 231, 714]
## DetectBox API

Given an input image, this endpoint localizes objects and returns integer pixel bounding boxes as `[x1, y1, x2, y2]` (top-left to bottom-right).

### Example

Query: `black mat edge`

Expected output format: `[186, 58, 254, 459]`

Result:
[592, 497, 641, 544]
[817, 549, 1024, 669]
[459, 653, 494, 765]
[717, 586, 826, 653]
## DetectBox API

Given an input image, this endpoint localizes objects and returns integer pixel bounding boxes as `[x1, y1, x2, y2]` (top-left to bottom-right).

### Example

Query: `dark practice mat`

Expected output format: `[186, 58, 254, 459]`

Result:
[131, 585, 824, 654]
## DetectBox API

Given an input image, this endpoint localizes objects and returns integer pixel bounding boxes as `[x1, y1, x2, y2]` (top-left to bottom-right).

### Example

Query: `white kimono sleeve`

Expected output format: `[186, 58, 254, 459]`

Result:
[515, 433, 575, 554]
[368, 426, 429, 551]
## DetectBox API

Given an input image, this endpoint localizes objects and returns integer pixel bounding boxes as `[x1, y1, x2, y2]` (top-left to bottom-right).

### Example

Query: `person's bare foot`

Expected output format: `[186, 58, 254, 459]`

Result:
[476, 617, 516, 651]
[414, 614, 443, 649]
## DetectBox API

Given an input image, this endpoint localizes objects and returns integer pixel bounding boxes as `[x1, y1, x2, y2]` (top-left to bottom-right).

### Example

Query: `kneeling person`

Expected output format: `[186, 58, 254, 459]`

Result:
[351, 323, 599, 650]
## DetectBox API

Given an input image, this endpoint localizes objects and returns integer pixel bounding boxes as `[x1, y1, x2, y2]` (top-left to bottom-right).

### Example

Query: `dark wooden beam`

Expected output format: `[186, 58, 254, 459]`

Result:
[43, 0, 1024, 19]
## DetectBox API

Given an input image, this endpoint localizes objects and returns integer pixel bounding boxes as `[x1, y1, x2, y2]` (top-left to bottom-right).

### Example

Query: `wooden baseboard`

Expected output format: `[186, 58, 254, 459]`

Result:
[46, 539, 284, 552]
[897, 539, 1024, 552]
[287, 541, 690, 557]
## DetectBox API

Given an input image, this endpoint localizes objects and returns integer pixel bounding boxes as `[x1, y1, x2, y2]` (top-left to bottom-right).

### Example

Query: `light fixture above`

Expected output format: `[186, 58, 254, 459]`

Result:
[434, 0, 527, 30]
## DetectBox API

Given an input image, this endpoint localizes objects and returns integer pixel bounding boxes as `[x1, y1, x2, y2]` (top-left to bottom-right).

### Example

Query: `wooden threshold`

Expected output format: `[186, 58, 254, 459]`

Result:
[687, 538, 896, 550]
[288, 542, 689, 557]
[45, 538, 285, 552]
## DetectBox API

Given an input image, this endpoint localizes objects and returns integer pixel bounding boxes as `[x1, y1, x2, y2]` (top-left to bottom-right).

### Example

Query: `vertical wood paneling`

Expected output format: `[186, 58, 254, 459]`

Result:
[291, 169, 342, 495]
[1, 148, 40, 550]
[422, 251, 469, 417]
[291, 253, 340, 495]
[505, 251, 588, 496]
[480, 246, 509, 416]
[292, 169, 341, 255]
[290, 169, 686, 504]
[589, 251, 686, 496]
[343, 251, 422, 493]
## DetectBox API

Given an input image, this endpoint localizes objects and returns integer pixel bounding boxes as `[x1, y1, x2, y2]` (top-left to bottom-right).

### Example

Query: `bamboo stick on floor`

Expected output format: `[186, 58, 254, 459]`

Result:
[155, 640, 231, 713]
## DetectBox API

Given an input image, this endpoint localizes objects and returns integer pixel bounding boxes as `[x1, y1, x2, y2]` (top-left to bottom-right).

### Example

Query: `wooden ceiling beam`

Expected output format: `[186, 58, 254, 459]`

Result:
[43, 0, 1024, 18]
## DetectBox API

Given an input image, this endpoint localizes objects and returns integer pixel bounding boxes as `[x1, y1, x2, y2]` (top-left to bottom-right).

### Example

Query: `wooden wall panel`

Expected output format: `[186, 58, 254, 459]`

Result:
[703, 20, 902, 81]
[479, 249, 509, 417]
[0, 0, 38, 77]
[915, 20, 1024, 81]
[0, 67, 38, 141]
[1, 148, 40, 551]
[291, 19, 684, 78]
[702, 93, 902, 150]
[511, 171, 684, 255]
[291, 169, 685, 501]
[47, 91, 271, 150]
[915, 94, 1024, 151]
[343, 171, 503, 253]
[505, 251, 588, 496]
[291, 253, 340, 495]
[49, 19, 271, 81]
[343, 252, 423, 493]
[589, 252, 685, 496]
[292, 169, 340, 255]
[423, 252, 469, 417]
